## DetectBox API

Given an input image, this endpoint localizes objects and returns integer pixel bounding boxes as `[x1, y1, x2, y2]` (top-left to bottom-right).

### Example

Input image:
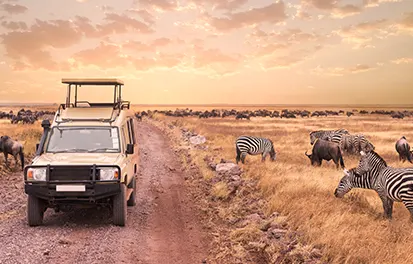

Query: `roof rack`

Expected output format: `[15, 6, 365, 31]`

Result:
[55, 78, 130, 124]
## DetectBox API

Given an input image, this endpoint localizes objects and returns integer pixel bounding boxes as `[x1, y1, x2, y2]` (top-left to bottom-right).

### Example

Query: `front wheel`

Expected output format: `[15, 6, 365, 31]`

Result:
[27, 195, 45, 226]
[113, 184, 127, 226]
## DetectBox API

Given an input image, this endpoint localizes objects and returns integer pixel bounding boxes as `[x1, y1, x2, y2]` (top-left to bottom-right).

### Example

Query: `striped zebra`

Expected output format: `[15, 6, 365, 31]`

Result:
[309, 129, 349, 145]
[235, 136, 276, 164]
[335, 150, 413, 221]
[340, 134, 375, 155]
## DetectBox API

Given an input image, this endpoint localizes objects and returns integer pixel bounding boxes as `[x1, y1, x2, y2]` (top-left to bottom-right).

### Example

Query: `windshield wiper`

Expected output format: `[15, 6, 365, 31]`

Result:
[51, 148, 89, 153]
[87, 148, 118, 153]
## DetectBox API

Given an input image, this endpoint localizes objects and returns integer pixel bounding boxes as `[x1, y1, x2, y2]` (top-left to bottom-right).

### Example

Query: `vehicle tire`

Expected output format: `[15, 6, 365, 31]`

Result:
[127, 176, 136, 207]
[27, 195, 45, 226]
[113, 184, 127, 226]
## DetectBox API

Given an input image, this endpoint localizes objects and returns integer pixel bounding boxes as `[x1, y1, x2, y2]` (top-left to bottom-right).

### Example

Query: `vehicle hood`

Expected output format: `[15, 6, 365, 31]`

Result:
[31, 153, 123, 166]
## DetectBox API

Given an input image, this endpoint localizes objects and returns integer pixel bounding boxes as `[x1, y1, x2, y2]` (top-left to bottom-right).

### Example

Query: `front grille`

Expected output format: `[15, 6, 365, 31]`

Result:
[49, 166, 97, 181]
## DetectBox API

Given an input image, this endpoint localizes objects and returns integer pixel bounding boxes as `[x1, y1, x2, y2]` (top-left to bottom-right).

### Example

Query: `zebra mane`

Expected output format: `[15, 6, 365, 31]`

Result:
[348, 168, 362, 177]
[367, 150, 388, 167]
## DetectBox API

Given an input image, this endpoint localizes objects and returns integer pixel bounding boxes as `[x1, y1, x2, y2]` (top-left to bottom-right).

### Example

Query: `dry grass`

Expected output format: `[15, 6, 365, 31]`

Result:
[3, 105, 413, 263]
[144, 110, 413, 264]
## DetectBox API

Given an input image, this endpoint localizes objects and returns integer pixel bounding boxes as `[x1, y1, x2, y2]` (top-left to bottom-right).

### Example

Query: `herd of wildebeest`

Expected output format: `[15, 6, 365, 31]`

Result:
[0, 109, 55, 124]
[0, 107, 411, 124]
[1, 106, 413, 221]
[135, 108, 413, 119]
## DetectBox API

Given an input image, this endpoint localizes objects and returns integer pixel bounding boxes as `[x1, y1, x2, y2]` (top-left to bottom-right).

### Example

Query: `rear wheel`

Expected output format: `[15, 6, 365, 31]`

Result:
[127, 176, 136, 206]
[113, 184, 127, 226]
[27, 195, 45, 226]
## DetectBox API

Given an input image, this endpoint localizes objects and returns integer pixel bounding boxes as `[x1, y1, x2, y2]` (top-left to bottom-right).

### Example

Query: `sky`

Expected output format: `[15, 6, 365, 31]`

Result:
[0, 0, 412, 105]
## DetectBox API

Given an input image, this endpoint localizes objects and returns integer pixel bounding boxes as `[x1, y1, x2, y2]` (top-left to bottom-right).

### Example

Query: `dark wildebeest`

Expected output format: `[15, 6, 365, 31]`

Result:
[305, 139, 345, 169]
[395, 136, 412, 163]
[0, 136, 25, 170]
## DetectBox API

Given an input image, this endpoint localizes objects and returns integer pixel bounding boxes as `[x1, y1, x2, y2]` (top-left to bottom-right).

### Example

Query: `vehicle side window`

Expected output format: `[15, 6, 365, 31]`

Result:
[127, 119, 136, 144]
[121, 126, 130, 150]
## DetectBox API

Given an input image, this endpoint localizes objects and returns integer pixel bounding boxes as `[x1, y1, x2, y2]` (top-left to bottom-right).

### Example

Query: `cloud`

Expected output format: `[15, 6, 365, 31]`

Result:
[300, 0, 364, 19]
[395, 12, 413, 34]
[40, 37, 242, 77]
[259, 45, 323, 70]
[311, 63, 378, 76]
[0, 3, 27, 14]
[295, 10, 312, 20]
[246, 28, 326, 58]
[121, 37, 173, 52]
[391, 57, 413, 64]
[1, 13, 155, 71]
[98, 5, 115, 12]
[333, 19, 393, 48]
[187, 0, 248, 11]
[127, 9, 156, 24]
[95, 13, 155, 35]
[1, 20, 27, 30]
[331, 4, 363, 18]
[204, 2, 287, 32]
[133, 0, 178, 12]
[363, 0, 402, 8]
[1, 19, 85, 70]
[71, 42, 128, 68]
[188, 45, 243, 76]
[300, 0, 337, 10]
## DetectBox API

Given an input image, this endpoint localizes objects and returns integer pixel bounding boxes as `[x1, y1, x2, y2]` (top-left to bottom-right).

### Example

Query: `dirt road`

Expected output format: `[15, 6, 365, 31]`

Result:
[0, 122, 207, 264]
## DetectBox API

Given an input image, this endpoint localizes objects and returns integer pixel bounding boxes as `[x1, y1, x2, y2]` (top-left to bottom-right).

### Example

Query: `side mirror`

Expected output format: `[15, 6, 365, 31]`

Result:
[36, 143, 40, 152]
[126, 144, 134, 154]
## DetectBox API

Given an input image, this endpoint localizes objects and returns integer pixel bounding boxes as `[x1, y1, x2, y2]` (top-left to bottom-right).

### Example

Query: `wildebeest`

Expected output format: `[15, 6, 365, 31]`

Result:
[305, 139, 345, 169]
[395, 136, 412, 163]
[0, 136, 25, 170]
[235, 113, 250, 120]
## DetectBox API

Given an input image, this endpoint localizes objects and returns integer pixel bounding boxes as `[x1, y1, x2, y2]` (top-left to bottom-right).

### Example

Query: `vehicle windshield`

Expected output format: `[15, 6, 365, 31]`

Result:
[46, 127, 120, 153]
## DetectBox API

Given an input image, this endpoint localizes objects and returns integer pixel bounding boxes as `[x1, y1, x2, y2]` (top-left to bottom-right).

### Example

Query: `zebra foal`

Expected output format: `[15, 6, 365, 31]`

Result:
[235, 136, 276, 164]
[335, 150, 413, 221]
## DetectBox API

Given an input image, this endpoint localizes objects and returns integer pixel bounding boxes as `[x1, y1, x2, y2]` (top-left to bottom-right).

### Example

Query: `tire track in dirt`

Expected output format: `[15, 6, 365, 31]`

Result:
[0, 122, 207, 264]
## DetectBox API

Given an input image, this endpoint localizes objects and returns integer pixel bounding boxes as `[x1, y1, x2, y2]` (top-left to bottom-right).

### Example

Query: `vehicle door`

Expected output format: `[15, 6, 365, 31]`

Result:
[121, 122, 133, 185]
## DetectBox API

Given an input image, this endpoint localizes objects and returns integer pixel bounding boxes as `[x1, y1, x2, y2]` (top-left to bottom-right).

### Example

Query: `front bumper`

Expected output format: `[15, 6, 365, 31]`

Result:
[25, 182, 120, 202]
[24, 164, 121, 203]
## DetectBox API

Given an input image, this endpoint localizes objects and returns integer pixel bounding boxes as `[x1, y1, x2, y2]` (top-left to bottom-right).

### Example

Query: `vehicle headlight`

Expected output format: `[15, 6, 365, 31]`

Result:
[27, 168, 47, 181]
[99, 168, 119, 181]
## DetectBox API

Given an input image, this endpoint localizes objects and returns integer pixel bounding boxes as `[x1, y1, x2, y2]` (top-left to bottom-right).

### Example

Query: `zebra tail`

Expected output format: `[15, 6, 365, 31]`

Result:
[19, 146, 24, 171]
[236, 144, 241, 163]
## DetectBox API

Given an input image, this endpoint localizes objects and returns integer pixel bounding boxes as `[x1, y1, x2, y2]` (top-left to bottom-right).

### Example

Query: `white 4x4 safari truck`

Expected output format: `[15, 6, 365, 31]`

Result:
[24, 79, 139, 226]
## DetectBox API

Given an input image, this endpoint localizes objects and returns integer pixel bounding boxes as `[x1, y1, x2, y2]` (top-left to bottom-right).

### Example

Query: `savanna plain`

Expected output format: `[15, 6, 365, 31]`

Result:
[1, 105, 413, 264]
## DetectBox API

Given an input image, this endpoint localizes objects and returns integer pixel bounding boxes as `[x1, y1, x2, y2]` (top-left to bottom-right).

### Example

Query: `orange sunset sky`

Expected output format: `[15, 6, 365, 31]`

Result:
[0, 0, 412, 105]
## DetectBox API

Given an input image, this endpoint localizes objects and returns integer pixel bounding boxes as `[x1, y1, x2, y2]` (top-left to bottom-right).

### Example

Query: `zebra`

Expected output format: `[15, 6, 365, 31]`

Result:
[309, 129, 349, 145]
[335, 150, 413, 221]
[340, 134, 375, 155]
[235, 136, 276, 164]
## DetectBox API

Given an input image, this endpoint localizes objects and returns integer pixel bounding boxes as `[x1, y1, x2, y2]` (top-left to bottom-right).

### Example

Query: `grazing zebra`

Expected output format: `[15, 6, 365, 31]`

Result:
[309, 129, 349, 145]
[340, 134, 375, 155]
[335, 150, 413, 221]
[235, 136, 276, 164]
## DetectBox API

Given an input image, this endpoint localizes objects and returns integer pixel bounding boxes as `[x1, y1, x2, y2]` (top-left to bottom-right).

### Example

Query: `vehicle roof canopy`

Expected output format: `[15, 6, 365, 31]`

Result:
[61, 78, 124, 86]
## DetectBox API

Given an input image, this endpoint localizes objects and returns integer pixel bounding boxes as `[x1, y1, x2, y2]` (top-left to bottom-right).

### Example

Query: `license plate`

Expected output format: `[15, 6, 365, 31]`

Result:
[56, 185, 86, 192]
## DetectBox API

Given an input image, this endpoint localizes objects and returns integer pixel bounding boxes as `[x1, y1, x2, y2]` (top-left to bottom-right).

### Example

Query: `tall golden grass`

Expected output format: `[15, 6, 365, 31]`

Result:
[144, 111, 413, 264]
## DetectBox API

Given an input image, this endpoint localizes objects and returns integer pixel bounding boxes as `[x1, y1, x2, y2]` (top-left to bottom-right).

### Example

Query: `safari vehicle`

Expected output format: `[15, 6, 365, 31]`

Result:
[24, 78, 138, 226]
